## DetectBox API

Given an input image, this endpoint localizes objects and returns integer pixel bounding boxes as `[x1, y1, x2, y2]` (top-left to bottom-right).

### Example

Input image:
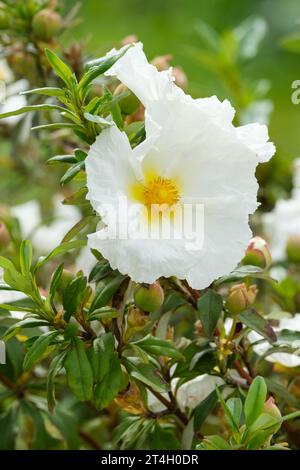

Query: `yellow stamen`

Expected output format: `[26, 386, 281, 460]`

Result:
[143, 176, 179, 207]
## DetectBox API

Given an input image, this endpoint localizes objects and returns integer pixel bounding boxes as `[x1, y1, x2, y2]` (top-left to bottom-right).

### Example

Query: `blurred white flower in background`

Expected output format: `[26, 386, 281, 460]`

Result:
[11, 195, 81, 253]
[86, 42, 275, 289]
[249, 314, 300, 368]
[0, 58, 27, 125]
[262, 158, 300, 261]
[174, 374, 224, 411]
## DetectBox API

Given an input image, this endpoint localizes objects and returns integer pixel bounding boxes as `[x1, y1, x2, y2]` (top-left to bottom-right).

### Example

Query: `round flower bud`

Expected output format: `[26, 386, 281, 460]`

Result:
[262, 397, 281, 420]
[242, 236, 272, 269]
[172, 66, 188, 88]
[225, 283, 257, 315]
[114, 83, 140, 115]
[0, 223, 10, 248]
[286, 234, 300, 262]
[32, 9, 61, 41]
[134, 282, 164, 312]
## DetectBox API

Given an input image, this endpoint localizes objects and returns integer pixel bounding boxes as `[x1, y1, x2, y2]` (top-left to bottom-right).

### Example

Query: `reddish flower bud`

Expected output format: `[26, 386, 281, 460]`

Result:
[243, 236, 272, 269]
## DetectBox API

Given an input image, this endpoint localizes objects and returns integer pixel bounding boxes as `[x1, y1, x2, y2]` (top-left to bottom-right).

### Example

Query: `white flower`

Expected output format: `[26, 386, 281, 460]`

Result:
[249, 314, 300, 368]
[86, 43, 275, 288]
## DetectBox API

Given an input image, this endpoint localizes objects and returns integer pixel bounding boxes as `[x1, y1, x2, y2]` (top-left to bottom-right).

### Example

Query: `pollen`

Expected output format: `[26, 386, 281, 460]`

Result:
[143, 176, 180, 207]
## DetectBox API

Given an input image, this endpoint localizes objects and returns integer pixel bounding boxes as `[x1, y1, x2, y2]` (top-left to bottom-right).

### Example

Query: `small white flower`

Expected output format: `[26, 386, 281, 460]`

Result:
[86, 43, 275, 288]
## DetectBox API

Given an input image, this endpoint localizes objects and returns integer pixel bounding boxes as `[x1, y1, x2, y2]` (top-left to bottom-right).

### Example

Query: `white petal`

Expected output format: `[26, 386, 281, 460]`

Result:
[235, 123, 275, 163]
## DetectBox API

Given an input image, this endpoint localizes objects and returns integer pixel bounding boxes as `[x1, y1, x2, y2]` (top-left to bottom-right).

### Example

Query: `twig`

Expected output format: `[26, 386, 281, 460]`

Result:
[234, 360, 253, 385]
[79, 430, 102, 450]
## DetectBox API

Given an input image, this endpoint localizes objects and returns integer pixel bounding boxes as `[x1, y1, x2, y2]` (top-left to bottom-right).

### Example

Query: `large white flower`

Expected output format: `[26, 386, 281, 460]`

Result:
[85, 43, 275, 289]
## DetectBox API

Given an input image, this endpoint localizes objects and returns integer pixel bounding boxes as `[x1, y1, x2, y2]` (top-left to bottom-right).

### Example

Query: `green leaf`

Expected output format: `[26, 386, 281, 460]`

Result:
[60, 161, 85, 185]
[215, 387, 240, 436]
[89, 273, 126, 313]
[45, 48, 74, 86]
[35, 240, 86, 271]
[88, 307, 119, 321]
[226, 397, 243, 427]
[265, 378, 299, 408]
[47, 155, 77, 165]
[215, 265, 274, 286]
[193, 389, 219, 431]
[244, 376, 267, 427]
[200, 435, 232, 450]
[94, 354, 122, 409]
[239, 309, 277, 343]
[63, 187, 88, 206]
[130, 335, 184, 361]
[79, 45, 131, 92]
[88, 333, 115, 382]
[0, 256, 31, 293]
[194, 19, 220, 51]
[0, 103, 67, 120]
[19, 240, 32, 276]
[61, 215, 94, 243]
[64, 337, 93, 401]
[197, 289, 223, 337]
[83, 112, 112, 126]
[49, 263, 64, 299]
[31, 123, 78, 131]
[0, 407, 17, 449]
[47, 351, 67, 412]
[63, 274, 87, 321]
[2, 318, 49, 341]
[21, 87, 67, 99]
[123, 357, 169, 393]
[23, 330, 58, 370]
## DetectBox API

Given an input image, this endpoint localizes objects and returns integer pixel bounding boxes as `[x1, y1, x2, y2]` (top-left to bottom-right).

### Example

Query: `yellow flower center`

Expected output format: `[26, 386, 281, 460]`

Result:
[143, 176, 179, 207]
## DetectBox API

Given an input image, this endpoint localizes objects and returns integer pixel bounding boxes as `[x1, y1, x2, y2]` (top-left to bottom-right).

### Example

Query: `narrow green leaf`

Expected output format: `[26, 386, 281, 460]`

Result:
[45, 49, 74, 86]
[244, 376, 267, 427]
[0, 103, 66, 120]
[89, 273, 126, 313]
[61, 215, 93, 243]
[197, 289, 223, 337]
[47, 155, 77, 165]
[83, 112, 112, 126]
[64, 337, 93, 401]
[20, 87, 67, 98]
[60, 161, 85, 185]
[49, 263, 64, 299]
[35, 240, 86, 271]
[239, 309, 277, 343]
[130, 334, 184, 361]
[19, 240, 32, 276]
[2, 318, 49, 341]
[23, 330, 58, 370]
[94, 355, 122, 410]
[47, 351, 67, 412]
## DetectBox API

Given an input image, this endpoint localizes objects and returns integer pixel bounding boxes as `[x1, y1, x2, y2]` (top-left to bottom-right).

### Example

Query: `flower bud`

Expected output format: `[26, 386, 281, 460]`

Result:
[172, 66, 188, 88]
[225, 283, 257, 315]
[243, 236, 272, 269]
[114, 83, 140, 115]
[121, 34, 138, 46]
[286, 234, 300, 262]
[32, 9, 61, 41]
[151, 54, 172, 71]
[262, 397, 282, 420]
[134, 282, 164, 312]
[0, 223, 10, 248]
